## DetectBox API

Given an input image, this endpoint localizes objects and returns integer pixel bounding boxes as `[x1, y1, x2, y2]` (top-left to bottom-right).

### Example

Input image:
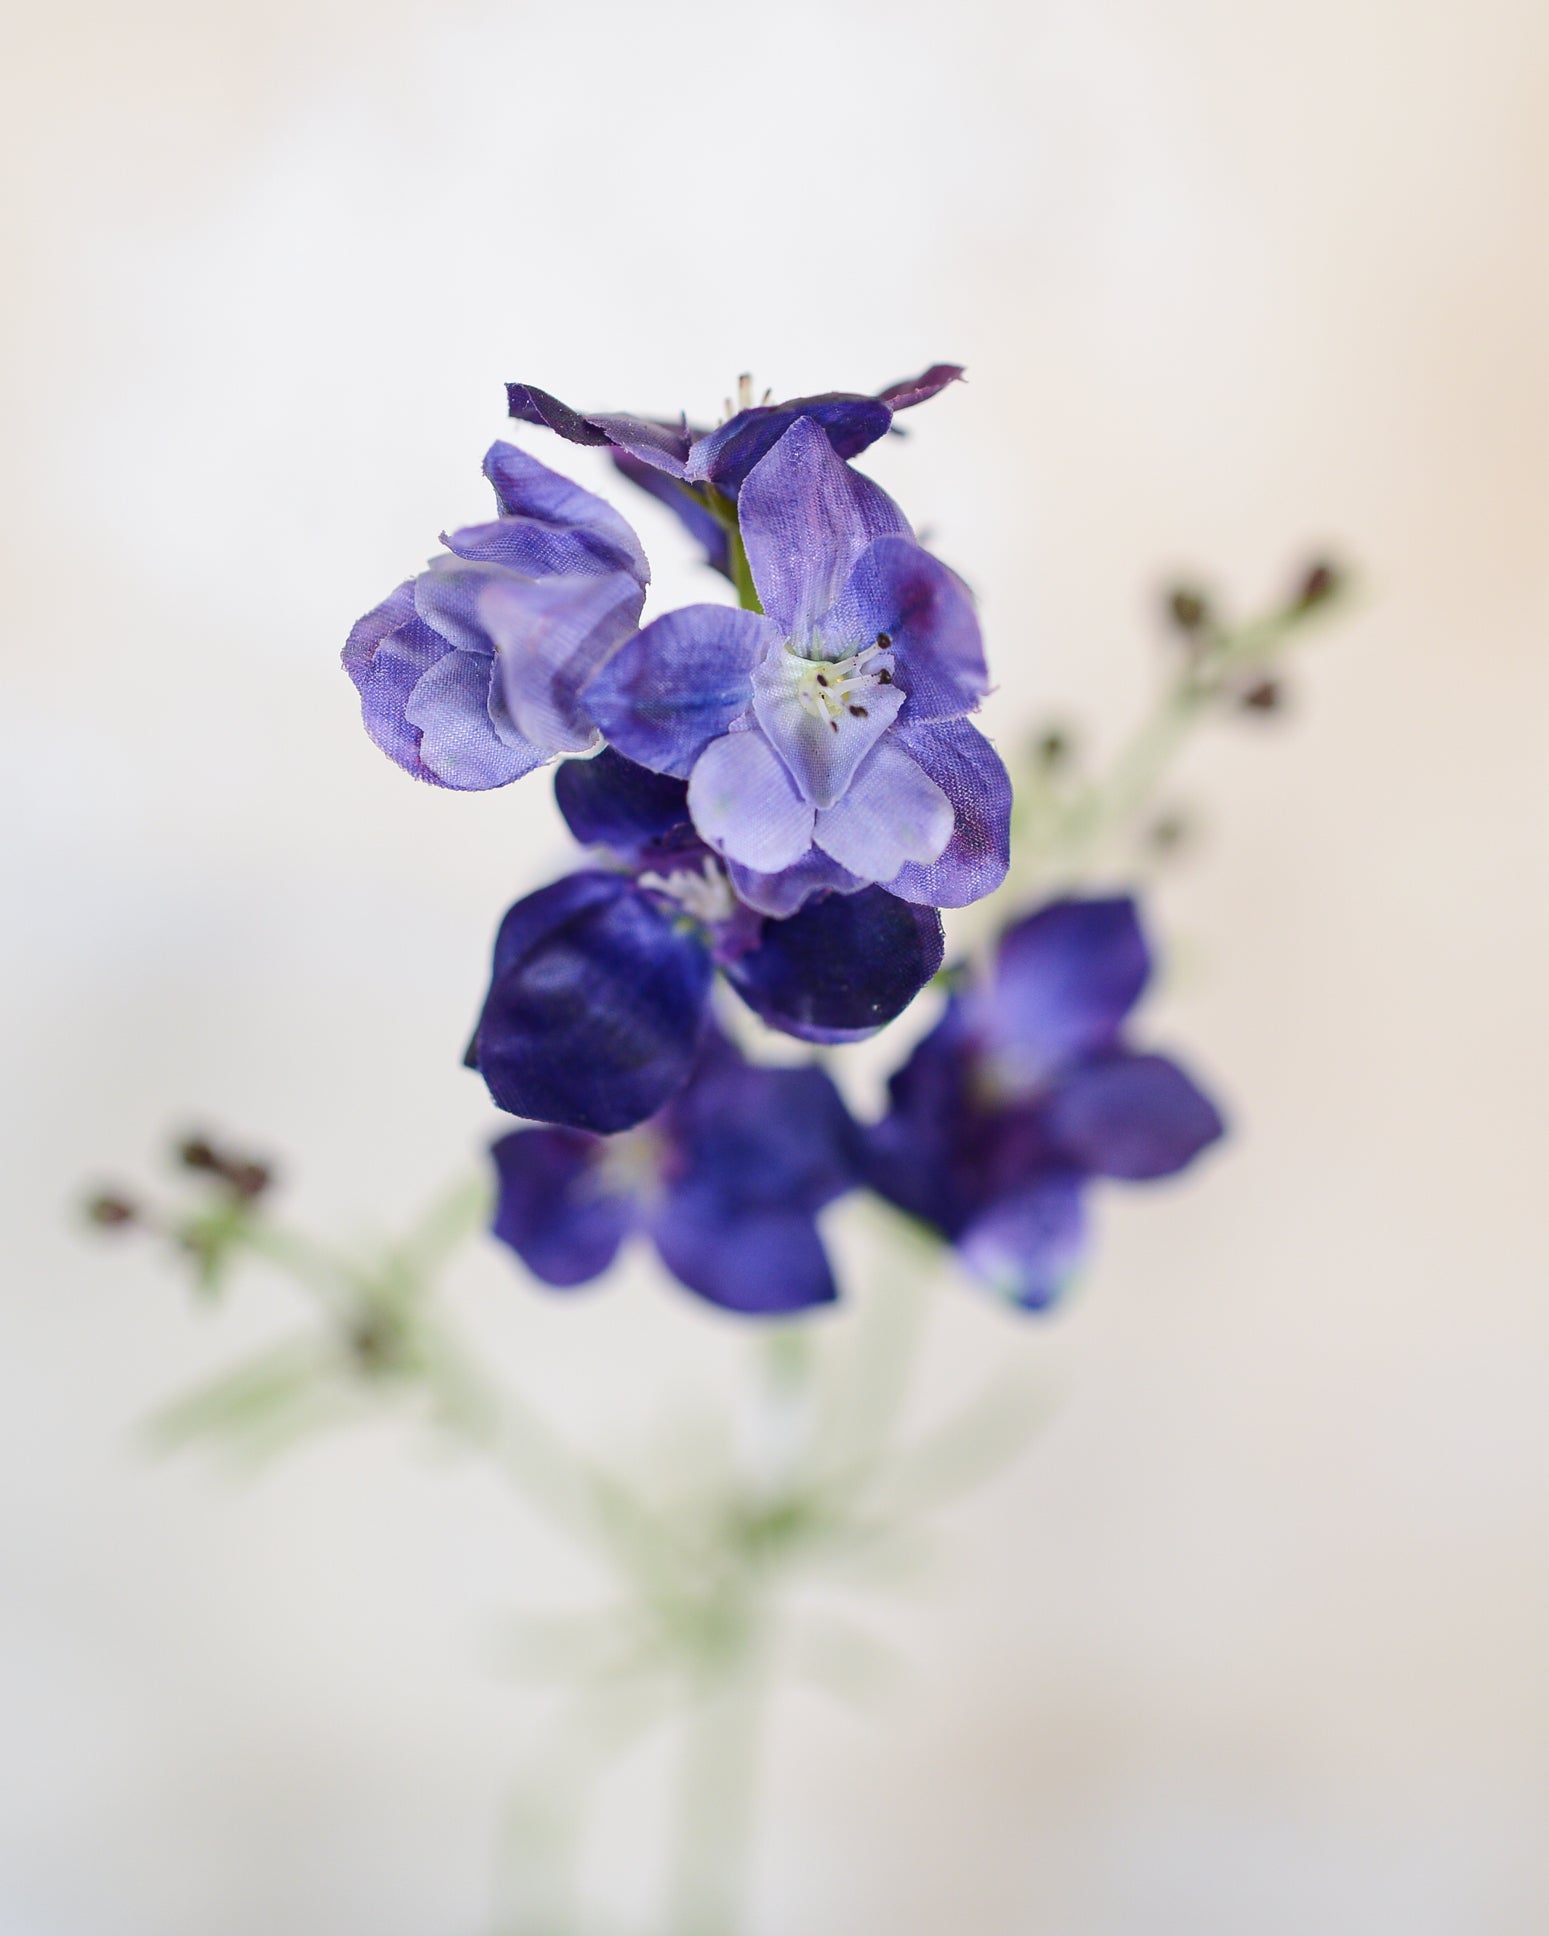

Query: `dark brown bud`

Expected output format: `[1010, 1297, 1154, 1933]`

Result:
[1146, 811, 1191, 853]
[1294, 559, 1341, 610]
[225, 1161, 273, 1201]
[177, 1135, 220, 1173]
[1166, 585, 1211, 633]
[1035, 727, 1074, 770]
[1239, 678, 1285, 714]
[85, 1192, 138, 1229]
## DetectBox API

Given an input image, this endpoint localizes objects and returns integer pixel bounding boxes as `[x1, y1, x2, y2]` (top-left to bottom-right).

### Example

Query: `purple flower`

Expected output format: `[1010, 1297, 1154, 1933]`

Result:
[465, 749, 944, 1132]
[865, 897, 1227, 1310]
[489, 1027, 859, 1316]
[506, 364, 963, 578]
[583, 419, 1011, 915]
[343, 443, 648, 789]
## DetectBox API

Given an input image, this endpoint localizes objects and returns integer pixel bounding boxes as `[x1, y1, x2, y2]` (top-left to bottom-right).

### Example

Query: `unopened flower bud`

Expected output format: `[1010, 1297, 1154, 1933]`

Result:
[1294, 559, 1340, 610]
[85, 1191, 138, 1229]
[177, 1135, 220, 1173]
[1239, 678, 1285, 714]
[1166, 585, 1211, 634]
[226, 1161, 273, 1201]
[1035, 727, 1074, 770]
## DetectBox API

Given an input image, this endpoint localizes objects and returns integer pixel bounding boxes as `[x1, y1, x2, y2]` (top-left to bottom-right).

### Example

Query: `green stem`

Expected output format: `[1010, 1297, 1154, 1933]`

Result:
[664, 1659, 766, 1936]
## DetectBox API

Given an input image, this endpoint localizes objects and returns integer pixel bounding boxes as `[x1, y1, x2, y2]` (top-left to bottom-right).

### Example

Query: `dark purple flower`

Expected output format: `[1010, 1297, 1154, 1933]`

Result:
[582, 420, 1011, 915]
[865, 897, 1226, 1309]
[506, 364, 963, 577]
[489, 1027, 859, 1316]
[465, 749, 945, 1131]
[343, 443, 648, 789]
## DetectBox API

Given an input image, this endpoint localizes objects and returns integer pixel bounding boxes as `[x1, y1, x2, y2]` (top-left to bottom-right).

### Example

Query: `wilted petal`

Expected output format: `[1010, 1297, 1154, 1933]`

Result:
[585, 604, 780, 778]
[958, 1172, 1088, 1311]
[1045, 1051, 1226, 1181]
[885, 718, 1012, 907]
[651, 1198, 838, 1315]
[687, 729, 816, 873]
[554, 748, 691, 855]
[812, 739, 954, 882]
[506, 383, 693, 475]
[825, 537, 987, 723]
[981, 898, 1153, 1081]
[404, 647, 545, 789]
[875, 363, 965, 412]
[489, 1127, 634, 1287]
[738, 418, 911, 642]
[724, 886, 944, 1045]
[472, 872, 713, 1133]
[479, 569, 643, 754]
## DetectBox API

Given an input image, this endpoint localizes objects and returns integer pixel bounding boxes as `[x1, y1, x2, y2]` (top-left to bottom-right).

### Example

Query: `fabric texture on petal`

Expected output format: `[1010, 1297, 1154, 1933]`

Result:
[737, 419, 911, 643]
[825, 537, 987, 724]
[724, 887, 944, 1045]
[479, 569, 643, 754]
[445, 442, 649, 584]
[343, 582, 456, 784]
[473, 873, 712, 1133]
[687, 729, 815, 873]
[585, 604, 780, 778]
[726, 848, 866, 919]
[553, 748, 691, 856]
[885, 718, 1012, 907]
[750, 645, 904, 808]
[489, 1127, 634, 1287]
[875, 363, 966, 412]
[403, 647, 544, 788]
[1045, 1050, 1226, 1181]
[812, 739, 954, 881]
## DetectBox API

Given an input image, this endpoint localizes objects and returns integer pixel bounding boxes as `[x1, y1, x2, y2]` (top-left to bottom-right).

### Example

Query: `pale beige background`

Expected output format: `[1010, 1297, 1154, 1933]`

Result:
[3, 1, 1547, 1931]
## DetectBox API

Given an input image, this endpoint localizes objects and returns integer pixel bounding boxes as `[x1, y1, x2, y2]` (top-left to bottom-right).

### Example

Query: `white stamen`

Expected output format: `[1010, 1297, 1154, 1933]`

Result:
[791, 641, 895, 726]
[636, 855, 737, 926]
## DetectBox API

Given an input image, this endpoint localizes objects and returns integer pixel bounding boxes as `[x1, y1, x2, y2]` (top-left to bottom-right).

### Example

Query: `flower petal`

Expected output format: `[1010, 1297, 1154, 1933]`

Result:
[726, 848, 866, 919]
[687, 729, 816, 873]
[750, 645, 905, 808]
[478, 569, 644, 754]
[608, 451, 733, 579]
[979, 897, 1153, 1080]
[825, 536, 987, 723]
[440, 442, 649, 584]
[958, 1172, 1088, 1311]
[489, 1127, 634, 1287]
[505, 383, 693, 476]
[343, 581, 454, 784]
[812, 739, 954, 882]
[1044, 1051, 1226, 1180]
[724, 886, 944, 1045]
[884, 718, 1012, 907]
[684, 396, 893, 493]
[737, 418, 911, 642]
[584, 604, 780, 778]
[403, 647, 545, 788]
[471, 872, 713, 1133]
[666, 1047, 859, 1217]
[651, 1199, 838, 1316]
[875, 363, 965, 412]
[553, 748, 691, 855]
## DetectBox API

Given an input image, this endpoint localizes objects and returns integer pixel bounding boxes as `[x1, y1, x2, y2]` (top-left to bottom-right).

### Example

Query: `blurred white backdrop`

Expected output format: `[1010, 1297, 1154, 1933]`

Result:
[3, 0, 1548, 1931]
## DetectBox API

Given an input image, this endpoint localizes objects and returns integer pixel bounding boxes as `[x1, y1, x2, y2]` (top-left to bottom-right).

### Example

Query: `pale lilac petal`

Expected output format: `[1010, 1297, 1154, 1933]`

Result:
[726, 849, 865, 919]
[478, 570, 643, 754]
[404, 651, 544, 788]
[886, 718, 1012, 908]
[812, 739, 953, 882]
[738, 419, 911, 642]
[585, 605, 781, 778]
[750, 644, 905, 808]
[687, 730, 815, 873]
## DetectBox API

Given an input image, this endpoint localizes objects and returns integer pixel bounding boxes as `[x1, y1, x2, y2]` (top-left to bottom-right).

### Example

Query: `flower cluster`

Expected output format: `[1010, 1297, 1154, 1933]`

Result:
[346, 367, 1009, 1132]
[344, 367, 1227, 1319]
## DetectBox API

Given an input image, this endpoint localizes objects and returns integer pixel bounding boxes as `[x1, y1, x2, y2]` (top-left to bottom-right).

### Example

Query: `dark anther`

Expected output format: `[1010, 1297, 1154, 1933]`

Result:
[815, 672, 829, 686]
[829, 719, 840, 733]
[876, 667, 893, 684]
[1166, 586, 1211, 633]
[1239, 678, 1284, 714]
[875, 631, 891, 648]
[85, 1192, 138, 1230]
[849, 704, 869, 718]
[1294, 559, 1341, 610]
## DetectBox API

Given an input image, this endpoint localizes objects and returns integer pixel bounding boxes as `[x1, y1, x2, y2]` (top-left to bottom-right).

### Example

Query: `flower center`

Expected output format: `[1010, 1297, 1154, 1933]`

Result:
[792, 633, 896, 735]
[590, 1121, 669, 1202]
[637, 854, 737, 926]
